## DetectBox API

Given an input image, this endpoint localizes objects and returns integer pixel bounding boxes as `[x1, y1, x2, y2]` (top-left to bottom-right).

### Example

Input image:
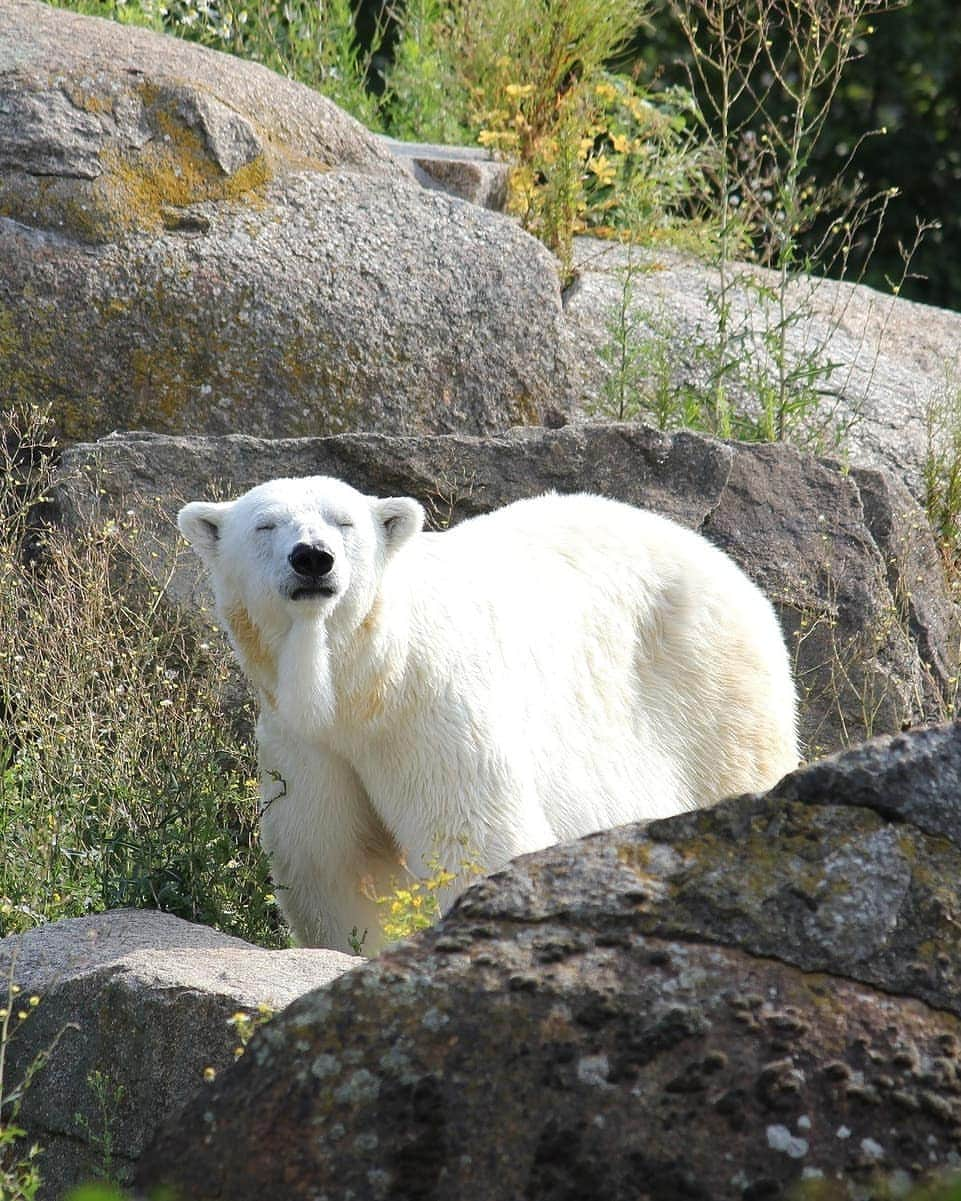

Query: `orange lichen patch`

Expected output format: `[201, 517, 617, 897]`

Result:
[261, 138, 332, 177]
[616, 842, 654, 873]
[96, 139, 270, 235]
[72, 82, 273, 238]
[539, 1006, 577, 1042]
[225, 155, 272, 198]
[62, 84, 116, 116]
[224, 603, 278, 698]
[0, 78, 344, 246]
[509, 391, 542, 427]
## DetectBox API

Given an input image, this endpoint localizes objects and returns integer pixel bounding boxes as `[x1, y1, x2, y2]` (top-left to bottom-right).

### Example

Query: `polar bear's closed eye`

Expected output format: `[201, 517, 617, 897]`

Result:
[179, 476, 798, 954]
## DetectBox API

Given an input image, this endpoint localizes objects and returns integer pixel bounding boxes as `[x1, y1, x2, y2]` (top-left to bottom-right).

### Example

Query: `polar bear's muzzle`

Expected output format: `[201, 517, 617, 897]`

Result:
[286, 540, 339, 601]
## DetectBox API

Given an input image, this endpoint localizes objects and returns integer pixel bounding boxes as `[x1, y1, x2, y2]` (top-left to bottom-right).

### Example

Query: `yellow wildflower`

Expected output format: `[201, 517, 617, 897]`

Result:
[588, 154, 616, 186]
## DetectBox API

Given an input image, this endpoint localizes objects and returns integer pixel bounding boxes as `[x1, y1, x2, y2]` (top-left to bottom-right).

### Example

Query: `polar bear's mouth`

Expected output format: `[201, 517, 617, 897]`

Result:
[289, 583, 338, 601]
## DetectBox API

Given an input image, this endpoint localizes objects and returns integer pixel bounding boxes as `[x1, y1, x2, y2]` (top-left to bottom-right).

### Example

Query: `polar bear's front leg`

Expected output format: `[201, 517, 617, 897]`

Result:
[374, 751, 560, 916]
[256, 715, 404, 954]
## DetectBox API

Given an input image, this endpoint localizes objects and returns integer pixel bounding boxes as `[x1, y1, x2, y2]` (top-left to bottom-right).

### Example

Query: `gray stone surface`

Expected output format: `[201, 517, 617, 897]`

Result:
[381, 136, 510, 209]
[565, 239, 961, 500]
[50, 423, 960, 755]
[0, 910, 358, 1199]
[0, 0, 573, 443]
[137, 722, 961, 1201]
[0, 0, 401, 221]
[770, 720, 961, 847]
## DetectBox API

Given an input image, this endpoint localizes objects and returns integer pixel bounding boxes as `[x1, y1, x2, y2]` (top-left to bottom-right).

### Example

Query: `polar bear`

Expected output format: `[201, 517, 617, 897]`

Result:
[178, 476, 798, 954]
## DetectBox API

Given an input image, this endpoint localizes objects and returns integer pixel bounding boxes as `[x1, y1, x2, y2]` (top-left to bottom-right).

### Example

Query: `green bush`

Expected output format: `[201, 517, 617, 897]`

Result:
[0, 407, 282, 946]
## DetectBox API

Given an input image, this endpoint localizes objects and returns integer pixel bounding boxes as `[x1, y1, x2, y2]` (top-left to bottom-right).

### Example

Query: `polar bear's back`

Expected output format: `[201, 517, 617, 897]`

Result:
[433, 490, 739, 579]
[391, 492, 797, 832]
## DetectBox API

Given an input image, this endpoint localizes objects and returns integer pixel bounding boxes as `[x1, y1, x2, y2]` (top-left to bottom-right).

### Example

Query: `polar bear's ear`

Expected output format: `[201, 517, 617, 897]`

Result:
[374, 496, 424, 554]
[177, 500, 233, 558]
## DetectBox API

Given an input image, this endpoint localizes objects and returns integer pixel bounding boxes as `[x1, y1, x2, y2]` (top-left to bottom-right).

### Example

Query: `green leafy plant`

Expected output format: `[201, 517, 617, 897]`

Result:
[346, 926, 368, 956]
[225, 1002, 274, 1058]
[594, 1, 931, 453]
[457, 0, 701, 276]
[74, 1071, 125, 1185]
[0, 968, 43, 1201]
[793, 1171, 961, 1200]
[660, 0, 904, 441]
[64, 1186, 134, 1201]
[479, 68, 714, 277]
[924, 374, 961, 565]
[0, 405, 281, 946]
[381, 0, 470, 143]
[373, 845, 482, 943]
[374, 856, 457, 942]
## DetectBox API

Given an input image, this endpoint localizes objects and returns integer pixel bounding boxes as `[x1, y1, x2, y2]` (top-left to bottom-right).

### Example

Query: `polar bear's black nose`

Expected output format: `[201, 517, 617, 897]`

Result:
[289, 542, 335, 579]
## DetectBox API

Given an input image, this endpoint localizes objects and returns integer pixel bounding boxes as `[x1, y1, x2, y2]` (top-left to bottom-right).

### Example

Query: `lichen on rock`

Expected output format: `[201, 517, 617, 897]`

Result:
[0, 76, 273, 242]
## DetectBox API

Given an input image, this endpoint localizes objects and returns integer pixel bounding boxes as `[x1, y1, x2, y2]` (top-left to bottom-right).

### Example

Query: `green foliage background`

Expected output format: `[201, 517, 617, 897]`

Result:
[632, 0, 961, 311]
[817, 0, 961, 311]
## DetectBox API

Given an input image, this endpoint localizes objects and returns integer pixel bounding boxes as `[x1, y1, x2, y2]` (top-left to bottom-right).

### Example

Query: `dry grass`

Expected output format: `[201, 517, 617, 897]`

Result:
[0, 406, 281, 945]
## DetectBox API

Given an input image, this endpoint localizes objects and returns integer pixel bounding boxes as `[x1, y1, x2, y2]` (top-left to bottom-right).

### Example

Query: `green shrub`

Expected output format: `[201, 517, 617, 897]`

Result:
[381, 0, 471, 143]
[0, 407, 282, 946]
[0, 972, 43, 1201]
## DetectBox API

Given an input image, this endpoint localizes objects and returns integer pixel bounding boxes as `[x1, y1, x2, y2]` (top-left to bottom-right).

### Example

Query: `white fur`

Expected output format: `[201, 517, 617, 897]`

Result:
[179, 477, 798, 953]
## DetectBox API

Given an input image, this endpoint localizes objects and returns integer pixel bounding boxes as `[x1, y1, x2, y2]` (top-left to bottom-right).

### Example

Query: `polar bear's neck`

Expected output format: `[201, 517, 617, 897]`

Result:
[270, 590, 406, 744]
[274, 618, 338, 736]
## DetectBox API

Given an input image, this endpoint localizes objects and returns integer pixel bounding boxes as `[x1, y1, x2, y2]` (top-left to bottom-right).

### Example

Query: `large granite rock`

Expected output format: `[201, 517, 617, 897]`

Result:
[0, 0, 573, 442]
[0, 909, 359, 1199]
[566, 239, 961, 501]
[137, 722, 961, 1200]
[50, 422, 959, 757]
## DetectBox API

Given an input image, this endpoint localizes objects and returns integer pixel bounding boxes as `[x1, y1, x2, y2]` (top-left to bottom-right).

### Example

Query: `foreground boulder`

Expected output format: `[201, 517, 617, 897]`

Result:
[138, 722, 961, 1200]
[0, 0, 573, 441]
[51, 422, 959, 756]
[0, 910, 358, 1198]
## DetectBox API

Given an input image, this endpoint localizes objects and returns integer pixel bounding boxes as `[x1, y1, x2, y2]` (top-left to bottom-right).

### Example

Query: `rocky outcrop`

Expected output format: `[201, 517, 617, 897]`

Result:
[4, 0, 960, 491]
[50, 422, 959, 756]
[0, 910, 358, 1199]
[566, 239, 961, 500]
[136, 722, 961, 1201]
[0, 0, 573, 442]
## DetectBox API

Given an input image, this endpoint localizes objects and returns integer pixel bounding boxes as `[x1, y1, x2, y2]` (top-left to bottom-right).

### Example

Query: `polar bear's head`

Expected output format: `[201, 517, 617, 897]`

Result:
[178, 476, 424, 634]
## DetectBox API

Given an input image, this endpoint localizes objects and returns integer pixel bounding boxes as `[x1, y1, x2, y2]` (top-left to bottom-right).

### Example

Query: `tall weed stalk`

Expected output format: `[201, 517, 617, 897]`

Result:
[595, 0, 911, 444]
[665, 0, 904, 440]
